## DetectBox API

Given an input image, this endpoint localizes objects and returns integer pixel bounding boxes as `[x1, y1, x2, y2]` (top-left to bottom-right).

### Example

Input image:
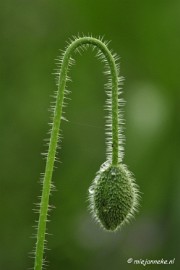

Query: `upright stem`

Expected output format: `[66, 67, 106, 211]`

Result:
[34, 37, 120, 270]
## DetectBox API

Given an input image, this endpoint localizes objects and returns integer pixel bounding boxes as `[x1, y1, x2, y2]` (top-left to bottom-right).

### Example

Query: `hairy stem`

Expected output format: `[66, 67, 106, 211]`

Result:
[34, 36, 120, 270]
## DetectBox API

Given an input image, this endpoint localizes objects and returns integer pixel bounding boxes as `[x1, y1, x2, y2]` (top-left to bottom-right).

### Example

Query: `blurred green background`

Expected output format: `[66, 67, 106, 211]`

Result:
[0, 0, 180, 269]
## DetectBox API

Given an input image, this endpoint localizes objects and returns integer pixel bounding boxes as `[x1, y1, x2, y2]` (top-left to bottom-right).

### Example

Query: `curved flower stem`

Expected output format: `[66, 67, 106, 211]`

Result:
[34, 36, 120, 270]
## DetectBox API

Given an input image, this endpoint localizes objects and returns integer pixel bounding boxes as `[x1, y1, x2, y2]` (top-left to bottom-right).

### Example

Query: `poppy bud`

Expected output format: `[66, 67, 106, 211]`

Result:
[89, 161, 139, 231]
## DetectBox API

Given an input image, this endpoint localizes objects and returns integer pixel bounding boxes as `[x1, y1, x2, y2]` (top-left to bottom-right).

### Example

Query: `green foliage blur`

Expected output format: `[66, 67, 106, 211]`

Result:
[0, 0, 179, 269]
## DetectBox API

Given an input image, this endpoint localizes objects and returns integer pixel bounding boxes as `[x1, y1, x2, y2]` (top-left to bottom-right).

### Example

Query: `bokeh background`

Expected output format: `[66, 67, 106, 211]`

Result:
[0, 0, 180, 269]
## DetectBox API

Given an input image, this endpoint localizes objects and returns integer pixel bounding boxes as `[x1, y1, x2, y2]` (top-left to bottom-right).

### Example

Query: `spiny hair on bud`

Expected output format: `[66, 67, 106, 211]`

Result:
[89, 161, 139, 231]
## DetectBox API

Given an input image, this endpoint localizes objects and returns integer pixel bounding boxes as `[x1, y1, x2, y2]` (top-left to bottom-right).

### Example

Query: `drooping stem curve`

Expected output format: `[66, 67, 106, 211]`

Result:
[34, 36, 120, 270]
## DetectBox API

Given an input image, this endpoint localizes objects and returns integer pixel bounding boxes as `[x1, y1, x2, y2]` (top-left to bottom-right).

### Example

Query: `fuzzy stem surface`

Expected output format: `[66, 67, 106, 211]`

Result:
[34, 36, 120, 270]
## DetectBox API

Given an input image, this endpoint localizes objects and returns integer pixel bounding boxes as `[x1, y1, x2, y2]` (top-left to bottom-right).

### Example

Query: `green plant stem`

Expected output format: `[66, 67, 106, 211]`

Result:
[34, 36, 120, 270]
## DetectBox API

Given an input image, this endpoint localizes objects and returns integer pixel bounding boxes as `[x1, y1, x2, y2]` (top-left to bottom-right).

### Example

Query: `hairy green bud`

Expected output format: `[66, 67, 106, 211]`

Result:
[89, 162, 139, 231]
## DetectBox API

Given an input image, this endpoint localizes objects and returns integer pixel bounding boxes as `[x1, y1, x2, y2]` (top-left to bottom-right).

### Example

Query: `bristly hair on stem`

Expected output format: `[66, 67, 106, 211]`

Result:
[33, 35, 140, 270]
